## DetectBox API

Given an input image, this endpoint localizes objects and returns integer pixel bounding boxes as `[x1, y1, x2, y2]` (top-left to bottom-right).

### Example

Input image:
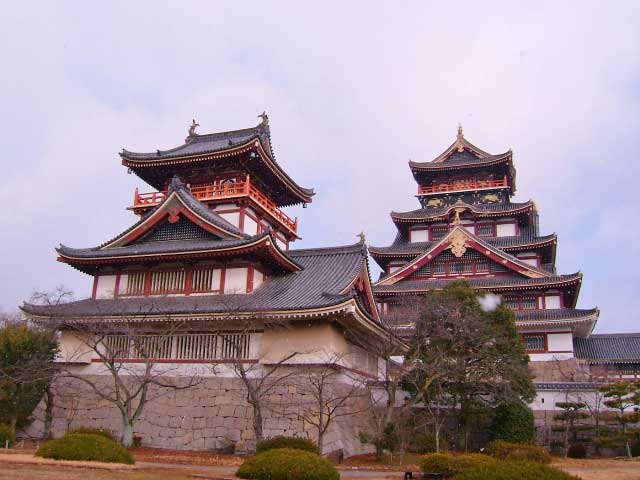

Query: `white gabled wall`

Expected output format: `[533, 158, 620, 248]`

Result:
[224, 267, 248, 294]
[95, 275, 117, 299]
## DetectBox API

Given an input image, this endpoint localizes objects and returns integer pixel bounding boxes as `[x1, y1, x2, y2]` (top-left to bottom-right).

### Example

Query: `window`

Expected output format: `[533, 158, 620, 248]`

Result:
[523, 334, 546, 352]
[503, 296, 520, 310]
[191, 268, 221, 293]
[103, 333, 252, 360]
[150, 271, 186, 294]
[434, 262, 446, 275]
[124, 272, 146, 296]
[430, 226, 449, 241]
[476, 261, 490, 273]
[476, 223, 494, 237]
[521, 296, 537, 310]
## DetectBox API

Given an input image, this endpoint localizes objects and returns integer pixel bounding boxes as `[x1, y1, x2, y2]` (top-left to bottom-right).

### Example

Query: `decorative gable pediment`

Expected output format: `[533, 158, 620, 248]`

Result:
[376, 226, 550, 286]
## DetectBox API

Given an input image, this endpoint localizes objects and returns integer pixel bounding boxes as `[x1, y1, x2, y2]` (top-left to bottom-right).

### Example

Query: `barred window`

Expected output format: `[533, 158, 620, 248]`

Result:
[476, 261, 490, 273]
[434, 262, 446, 275]
[522, 297, 537, 310]
[503, 296, 520, 310]
[476, 223, 494, 237]
[150, 271, 186, 294]
[430, 226, 449, 241]
[103, 333, 252, 360]
[191, 268, 221, 293]
[124, 272, 146, 296]
[523, 334, 546, 352]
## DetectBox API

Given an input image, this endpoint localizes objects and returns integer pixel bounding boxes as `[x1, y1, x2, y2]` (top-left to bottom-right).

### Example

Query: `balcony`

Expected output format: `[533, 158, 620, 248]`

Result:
[131, 176, 298, 235]
[418, 176, 508, 195]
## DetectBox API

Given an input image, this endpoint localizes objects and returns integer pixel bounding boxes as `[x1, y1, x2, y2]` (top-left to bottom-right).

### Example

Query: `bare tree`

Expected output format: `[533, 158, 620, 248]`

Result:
[36, 295, 204, 448]
[294, 354, 367, 454]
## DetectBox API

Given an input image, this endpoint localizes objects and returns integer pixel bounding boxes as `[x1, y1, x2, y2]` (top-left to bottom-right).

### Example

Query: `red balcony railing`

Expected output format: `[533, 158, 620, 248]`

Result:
[418, 176, 508, 195]
[132, 176, 298, 235]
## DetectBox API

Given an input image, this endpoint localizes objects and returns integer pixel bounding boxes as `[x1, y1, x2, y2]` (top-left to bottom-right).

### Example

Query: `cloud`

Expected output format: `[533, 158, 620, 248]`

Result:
[478, 294, 502, 313]
[1, 1, 639, 332]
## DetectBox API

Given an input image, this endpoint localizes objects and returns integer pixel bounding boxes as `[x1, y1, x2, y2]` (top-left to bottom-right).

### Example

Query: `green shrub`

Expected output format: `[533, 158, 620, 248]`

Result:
[68, 426, 116, 441]
[255, 436, 318, 454]
[490, 402, 535, 444]
[419, 453, 495, 475]
[453, 460, 580, 480]
[567, 443, 587, 459]
[410, 432, 449, 453]
[36, 433, 134, 464]
[0, 424, 15, 447]
[486, 441, 551, 464]
[236, 448, 338, 480]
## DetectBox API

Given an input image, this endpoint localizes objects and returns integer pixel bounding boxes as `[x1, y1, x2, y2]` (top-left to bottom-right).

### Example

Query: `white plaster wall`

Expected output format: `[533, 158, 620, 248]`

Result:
[57, 331, 94, 363]
[213, 203, 237, 210]
[96, 275, 117, 299]
[389, 264, 404, 274]
[210, 269, 222, 291]
[253, 270, 265, 290]
[219, 211, 240, 228]
[410, 229, 428, 242]
[529, 352, 574, 361]
[259, 322, 349, 365]
[496, 222, 516, 237]
[118, 274, 129, 295]
[519, 257, 539, 267]
[548, 332, 574, 352]
[244, 215, 259, 235]
[224, 268, 248, 293]
[545, 295, 562, 309]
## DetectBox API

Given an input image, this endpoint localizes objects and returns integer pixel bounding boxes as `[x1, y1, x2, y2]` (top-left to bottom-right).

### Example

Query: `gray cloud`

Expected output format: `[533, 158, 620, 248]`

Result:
[1, 1, 639, 332]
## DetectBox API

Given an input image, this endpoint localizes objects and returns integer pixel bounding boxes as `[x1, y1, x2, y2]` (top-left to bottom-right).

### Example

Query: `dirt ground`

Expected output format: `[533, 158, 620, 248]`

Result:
[552, 458, 640, 480]
[2, 449, 640, 480]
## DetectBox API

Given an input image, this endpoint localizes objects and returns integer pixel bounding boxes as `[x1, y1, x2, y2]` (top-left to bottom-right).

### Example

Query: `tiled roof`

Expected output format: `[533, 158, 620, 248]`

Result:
[535, 382, 597, 391]
[370, 233, 556, 257]
[121, 124, 268, 161]
[409, 151, 512, 170]
[373, 273, 583, 293]
[390, 200, 535, 222]
[515, 308, 599, 322]
[574, 334, 640, 363]
[120, 120, 314, 200]
[23, 242, 372, 319]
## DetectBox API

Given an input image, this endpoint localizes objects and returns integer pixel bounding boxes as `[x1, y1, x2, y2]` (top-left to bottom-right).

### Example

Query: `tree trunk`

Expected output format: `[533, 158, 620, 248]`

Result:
[435, 425, 441, 454]
[317, 430, 324, 455]
[121, 415, 134, 448]
[43, 388, 54, 439]
[251, 401, 263, 442]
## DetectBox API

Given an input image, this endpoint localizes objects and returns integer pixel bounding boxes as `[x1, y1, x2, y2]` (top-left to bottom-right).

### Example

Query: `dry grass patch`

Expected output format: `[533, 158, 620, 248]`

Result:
[553, 458, 640, 480]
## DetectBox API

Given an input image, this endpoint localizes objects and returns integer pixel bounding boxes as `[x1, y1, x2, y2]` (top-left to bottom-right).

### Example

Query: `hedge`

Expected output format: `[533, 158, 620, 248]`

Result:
[236, 448, 338, 480]
[419, 453, 495, 475]
[255, 436, 319, 454]
[453, 460, 581, 480]
[36, 433, 134, 464]
[490, 402, 535, 444]
[486, 440, 551, 464]
[410, 432, 449, 454]
[0, 424, 15, 447]
[68, 426, 116, 442]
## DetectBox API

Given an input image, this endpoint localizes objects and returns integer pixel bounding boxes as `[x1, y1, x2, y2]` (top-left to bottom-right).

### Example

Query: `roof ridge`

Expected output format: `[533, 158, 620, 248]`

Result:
[288, 241, 366, 257]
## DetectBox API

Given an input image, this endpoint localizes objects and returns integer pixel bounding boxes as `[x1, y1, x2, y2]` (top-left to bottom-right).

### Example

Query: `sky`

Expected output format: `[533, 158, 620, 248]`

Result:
[1, 2, 639, 332]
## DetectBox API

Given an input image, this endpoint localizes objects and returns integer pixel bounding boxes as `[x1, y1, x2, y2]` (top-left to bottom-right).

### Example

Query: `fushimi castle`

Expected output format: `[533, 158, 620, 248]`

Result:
[21, 116, 640, 451]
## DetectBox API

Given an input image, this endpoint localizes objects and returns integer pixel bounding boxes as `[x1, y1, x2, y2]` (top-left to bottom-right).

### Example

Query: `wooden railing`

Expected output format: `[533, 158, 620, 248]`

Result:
[418, 176, 508, 195]
[132, 176, 298, 234]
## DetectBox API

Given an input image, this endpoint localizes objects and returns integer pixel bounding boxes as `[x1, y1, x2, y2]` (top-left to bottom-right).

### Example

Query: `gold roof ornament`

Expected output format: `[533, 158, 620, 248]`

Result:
[449, 228, 467, 257]
[455, 124, 465, 152]
[186, 118, 200, 141]
[258, 111, 269, 126]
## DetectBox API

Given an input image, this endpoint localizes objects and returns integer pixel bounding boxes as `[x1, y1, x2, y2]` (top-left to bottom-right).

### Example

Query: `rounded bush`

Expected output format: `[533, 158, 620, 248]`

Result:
[237, 448, 338, 480]
[36, 433, 134, 464]
[453, 460, 580, 480]
[68, 426, 116, 441]
[0, 424, 15, 447]
[567, 443, 587, 459]
[411, 432, 449, 453]
[255, 436, 319, 454]
[490, 402, 535, 444]
[486, 440, 551, 464]
[419, 453, 495, 475]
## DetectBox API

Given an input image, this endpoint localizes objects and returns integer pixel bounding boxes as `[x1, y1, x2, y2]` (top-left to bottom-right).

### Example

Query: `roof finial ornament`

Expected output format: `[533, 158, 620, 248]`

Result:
[357, 231, 366, 244]
[187, 118, 200, 142]
[455, 124, 464, 152]
[258, 111, 269, 126]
